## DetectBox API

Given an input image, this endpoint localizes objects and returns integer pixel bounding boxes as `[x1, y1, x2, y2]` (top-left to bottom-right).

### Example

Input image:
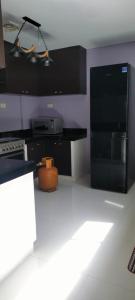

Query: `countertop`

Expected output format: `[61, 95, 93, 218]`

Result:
[0, 128, 87, 143]
[0, 159, 36, 184]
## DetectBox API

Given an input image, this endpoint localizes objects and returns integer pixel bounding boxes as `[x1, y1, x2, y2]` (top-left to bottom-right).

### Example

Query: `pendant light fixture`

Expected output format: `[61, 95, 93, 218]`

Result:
[10, 16, 53, 66]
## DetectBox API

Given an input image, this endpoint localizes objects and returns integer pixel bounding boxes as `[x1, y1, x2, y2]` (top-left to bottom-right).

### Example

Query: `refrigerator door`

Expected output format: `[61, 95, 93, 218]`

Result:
[90, 132, 127, 192]
[111, 132, 127, 163]
[90, 63, 129, 131]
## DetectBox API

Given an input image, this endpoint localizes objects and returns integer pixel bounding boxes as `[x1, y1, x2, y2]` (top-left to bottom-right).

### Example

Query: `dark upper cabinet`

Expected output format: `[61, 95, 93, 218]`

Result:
[3, 43, 86, 96]
[39, 45, 86, 95]
[4, 41, 39, 95]
[0, 1, 5, 69]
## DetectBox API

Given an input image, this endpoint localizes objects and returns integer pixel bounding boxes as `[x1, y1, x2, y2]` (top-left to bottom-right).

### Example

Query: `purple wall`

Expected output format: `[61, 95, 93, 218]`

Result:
[20, 95, 43, 129]
[0, 94, 22, 131]
[0, 94, 43, 132]
[39, 95, 88, 128]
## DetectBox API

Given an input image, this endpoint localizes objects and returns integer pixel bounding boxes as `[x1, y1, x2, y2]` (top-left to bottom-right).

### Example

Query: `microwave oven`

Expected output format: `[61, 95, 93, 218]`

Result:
[31, 117, 63, 135]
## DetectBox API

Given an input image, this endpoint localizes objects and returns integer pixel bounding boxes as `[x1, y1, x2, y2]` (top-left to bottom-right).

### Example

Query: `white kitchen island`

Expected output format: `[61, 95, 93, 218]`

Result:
[0, 159, 36, 282]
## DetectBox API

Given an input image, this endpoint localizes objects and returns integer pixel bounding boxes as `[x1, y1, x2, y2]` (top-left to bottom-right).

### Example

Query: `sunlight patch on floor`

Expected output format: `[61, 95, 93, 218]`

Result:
[16, 221, 113, 300]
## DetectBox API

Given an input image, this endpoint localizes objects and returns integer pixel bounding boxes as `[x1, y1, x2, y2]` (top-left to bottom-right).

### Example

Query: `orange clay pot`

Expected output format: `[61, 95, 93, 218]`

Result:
[38, 157, 58, 192]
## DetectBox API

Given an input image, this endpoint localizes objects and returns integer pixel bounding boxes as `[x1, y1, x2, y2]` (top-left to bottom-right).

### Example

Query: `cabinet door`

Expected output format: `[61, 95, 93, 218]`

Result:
[39, 45, 86, 95]
[4, 42, 38, 95]
[45, 140, 71, 175]
[16, 60, 38, 95]
[0, 2, 5, 69]
[0, 68, 7, 93]
[56, 46, 86, 94]
[39, 63, 57, 96]
[27, 141, 46, 164]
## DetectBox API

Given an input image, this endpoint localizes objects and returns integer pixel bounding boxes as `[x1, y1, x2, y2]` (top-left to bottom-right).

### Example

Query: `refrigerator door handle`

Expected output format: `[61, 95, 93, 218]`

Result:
[121, 137, 127, 163]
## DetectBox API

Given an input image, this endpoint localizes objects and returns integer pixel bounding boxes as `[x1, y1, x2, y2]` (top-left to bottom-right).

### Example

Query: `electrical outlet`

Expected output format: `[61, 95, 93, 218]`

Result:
[0, 103, 6, 109]
[47, 103, 54, 108]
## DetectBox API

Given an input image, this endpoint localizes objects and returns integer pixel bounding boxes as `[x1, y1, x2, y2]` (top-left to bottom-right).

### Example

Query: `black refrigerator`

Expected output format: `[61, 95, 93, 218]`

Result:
[90, 63, 132, 193]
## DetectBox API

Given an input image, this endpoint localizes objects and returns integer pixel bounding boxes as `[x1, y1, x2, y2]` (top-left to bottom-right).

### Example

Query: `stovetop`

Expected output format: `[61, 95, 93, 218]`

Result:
[0, 137, 20, 143]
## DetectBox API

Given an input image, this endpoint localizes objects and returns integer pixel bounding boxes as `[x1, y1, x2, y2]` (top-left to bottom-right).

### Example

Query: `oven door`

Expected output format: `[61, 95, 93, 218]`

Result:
[0, 150, 25, 160]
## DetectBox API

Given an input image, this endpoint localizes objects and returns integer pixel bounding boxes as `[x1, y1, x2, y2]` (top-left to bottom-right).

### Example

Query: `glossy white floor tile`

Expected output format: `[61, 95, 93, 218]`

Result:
[0, 176, 135, 300]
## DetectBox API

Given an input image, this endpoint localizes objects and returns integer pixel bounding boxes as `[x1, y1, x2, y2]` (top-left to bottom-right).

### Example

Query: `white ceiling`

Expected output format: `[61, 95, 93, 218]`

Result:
[2, 0, 135, 50]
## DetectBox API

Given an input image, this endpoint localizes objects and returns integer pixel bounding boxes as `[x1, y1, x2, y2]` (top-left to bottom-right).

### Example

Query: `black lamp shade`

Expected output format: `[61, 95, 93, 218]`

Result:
[27, 52, 38, 64]
[43, 59, 50, 67]
[10, 46, 23, 58]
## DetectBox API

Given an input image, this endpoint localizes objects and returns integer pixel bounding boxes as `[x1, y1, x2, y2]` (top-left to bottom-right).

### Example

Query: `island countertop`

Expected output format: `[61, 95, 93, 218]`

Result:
[0, 159, 36, 184]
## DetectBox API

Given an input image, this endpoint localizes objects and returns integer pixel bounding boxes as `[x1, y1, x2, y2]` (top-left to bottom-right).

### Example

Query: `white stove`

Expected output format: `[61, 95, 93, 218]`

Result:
[0, 137, 25, 159]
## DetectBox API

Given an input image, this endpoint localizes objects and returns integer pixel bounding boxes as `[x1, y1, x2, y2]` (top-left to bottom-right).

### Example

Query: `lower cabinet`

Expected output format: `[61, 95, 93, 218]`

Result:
[45, 140, 71, 176]
[27, 140, 46, 164]
[27, 138, 86, 179]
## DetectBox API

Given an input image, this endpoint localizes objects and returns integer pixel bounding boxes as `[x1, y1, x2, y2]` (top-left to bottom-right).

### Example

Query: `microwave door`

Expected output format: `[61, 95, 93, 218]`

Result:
[37, 124, 48, 131]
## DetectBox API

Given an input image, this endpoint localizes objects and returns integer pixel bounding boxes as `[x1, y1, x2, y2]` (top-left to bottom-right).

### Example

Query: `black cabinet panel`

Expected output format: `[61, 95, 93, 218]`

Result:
[0, 2, 5, 69]
[45, 140, 71, 175]
[4, 41, 39, 95]
[27, 141, 46, 164]
[0, 68, 6, 92]
[27, 139, 71, 176]
[39, 45, 86, 96]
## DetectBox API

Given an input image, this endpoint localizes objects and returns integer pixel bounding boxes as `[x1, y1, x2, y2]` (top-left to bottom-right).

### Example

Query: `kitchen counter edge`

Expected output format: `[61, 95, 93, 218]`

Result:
[0, 159, 36, 185]
[0, 128, 87, 143]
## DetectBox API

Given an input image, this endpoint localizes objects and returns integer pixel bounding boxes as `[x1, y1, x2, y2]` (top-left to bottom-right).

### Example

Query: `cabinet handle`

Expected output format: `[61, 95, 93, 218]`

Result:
[59, 91, 63, 94]
[54, 142, 62, 146]
[54, 91, 58, 94]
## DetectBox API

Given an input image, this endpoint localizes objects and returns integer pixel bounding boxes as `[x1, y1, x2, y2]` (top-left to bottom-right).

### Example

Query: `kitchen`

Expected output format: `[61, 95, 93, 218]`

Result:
[1, 0, 135, 300]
